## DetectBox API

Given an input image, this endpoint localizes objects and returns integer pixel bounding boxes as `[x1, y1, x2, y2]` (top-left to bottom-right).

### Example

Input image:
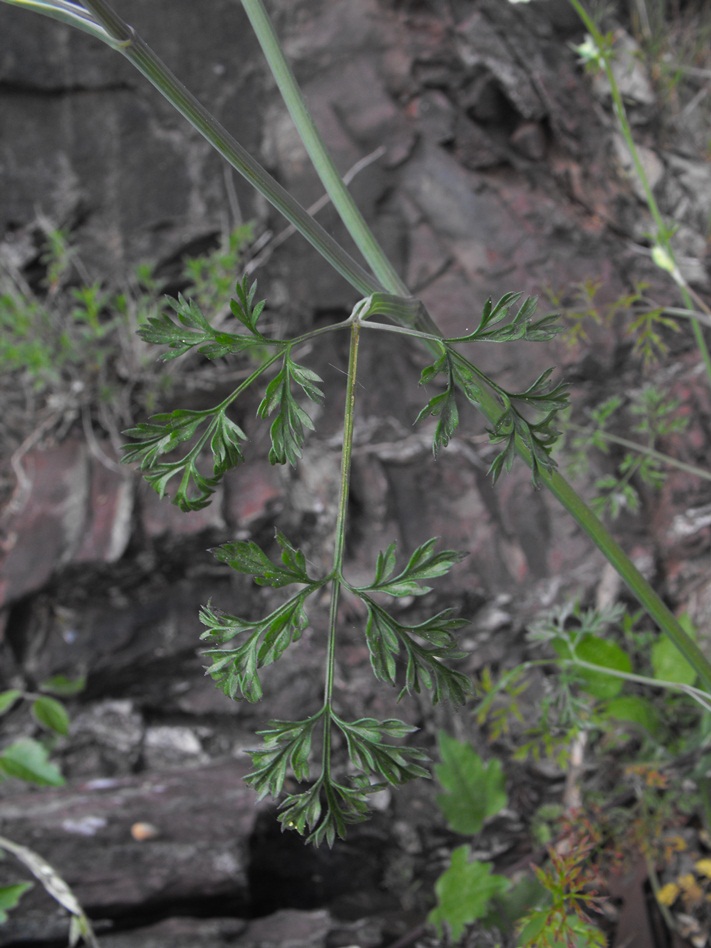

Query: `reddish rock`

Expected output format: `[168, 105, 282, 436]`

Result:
[0, 440, 89, 609]
[223, 459, 283, 530]
[138, 478, 226, 538]
[73, 452, 134, 564]
[510, 120, 547, 161]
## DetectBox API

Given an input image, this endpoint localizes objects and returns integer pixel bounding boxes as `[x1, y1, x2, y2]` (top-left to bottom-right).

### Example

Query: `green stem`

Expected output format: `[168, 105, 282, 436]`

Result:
[568, 1, 663, 234]
[568, 658, 711, 713]
[238, 0, 451, 347]
[322, 322, 361, 775]
[6, 0, 709, 693]
[663, 307, 711, 330]
[685, 292, 711, 385]
[358, 318, 443, 345]
[544, 466, 711, 691]
[217, 349, 284, 410]
[462, 379, 711, 692]
[73, 0, 382, 299]
[567, 0, 711, 386]
[0, 0, 113, 43]
[240, 0, 409, 297]
[566, 422, 711, 483]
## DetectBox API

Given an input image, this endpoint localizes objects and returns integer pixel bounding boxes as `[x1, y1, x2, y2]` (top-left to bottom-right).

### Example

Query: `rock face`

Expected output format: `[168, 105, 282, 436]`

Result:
[0, 0, 267, 276]
[0, 762, 258, 917]
[1, 1, 710, 946]
[0, 0, 659, 613]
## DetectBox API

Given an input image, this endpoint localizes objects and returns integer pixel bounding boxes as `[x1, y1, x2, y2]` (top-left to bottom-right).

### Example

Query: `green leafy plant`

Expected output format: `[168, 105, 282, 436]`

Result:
[0, 226, 126, 401]
[0, 221, 255, 451]
[0, 678, 99, 943]
[516, 840, 607, 948]
[471, 601, 710, 941]
[565, 387, 694, 520]
[120, 268, 567, 841]
[551, 278, 688, 367]
[0, 676, 82, 786]
[428, 733, 510, 941]
[3, 0, 711, 864]
[428, 732, 610, 945]
[477, 603, 708, 762]
[415, 293, 568, 484]
[551, 280, 711, 521]
[432, 599, 711, 944]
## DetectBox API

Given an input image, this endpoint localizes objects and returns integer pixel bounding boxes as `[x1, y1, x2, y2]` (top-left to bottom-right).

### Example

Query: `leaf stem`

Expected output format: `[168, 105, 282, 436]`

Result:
[565, 422, 711, 483]
[358, 319, 444, 345]
[0, 0, 113, 43]
[567, 658, 711, 714]
[218, 349, 284, 411]
[240, 0, 409, 296]
[543, 464, 711, 692]
[322, 323, 361, 775]
[70, 0, 383, 299]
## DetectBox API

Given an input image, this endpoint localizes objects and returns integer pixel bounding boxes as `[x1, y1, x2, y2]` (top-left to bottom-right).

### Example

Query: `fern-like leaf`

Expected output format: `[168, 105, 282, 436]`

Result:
[258, 353, 324, 465]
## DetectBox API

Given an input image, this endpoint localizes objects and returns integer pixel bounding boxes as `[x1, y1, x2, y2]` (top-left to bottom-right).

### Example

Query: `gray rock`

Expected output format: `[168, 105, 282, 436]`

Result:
[100, 916, 248, 947]
[242, 909, 331, 948]
[0, 760, 262, 923]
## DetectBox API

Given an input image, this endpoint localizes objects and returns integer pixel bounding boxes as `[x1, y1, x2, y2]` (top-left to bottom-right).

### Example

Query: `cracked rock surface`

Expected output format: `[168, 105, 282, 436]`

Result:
[1, 1, 710, 945]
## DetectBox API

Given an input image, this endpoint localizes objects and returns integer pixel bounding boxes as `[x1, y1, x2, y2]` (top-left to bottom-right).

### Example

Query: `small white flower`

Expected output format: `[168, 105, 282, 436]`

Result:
[572, 35, 603, 67]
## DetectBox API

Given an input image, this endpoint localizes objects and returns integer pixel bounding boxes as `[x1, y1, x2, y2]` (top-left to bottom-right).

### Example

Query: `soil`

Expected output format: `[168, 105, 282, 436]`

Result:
[1, 1, 711, 946]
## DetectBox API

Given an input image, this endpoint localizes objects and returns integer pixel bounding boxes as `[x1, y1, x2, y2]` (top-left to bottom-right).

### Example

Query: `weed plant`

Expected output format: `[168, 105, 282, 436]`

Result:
[0, 679, 98, 944]
[427, 600, 710, 942]
[0, 222, 254, 470]
[1, 0, 711, 943]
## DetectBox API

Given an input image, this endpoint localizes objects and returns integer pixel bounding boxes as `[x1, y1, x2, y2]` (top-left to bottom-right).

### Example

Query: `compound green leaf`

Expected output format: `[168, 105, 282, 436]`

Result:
[416, 353, 460, 455]
[277, 778, 371, 848]
[362, 601, 471, 705]
[229, 276, 267, 335]
[200, 594, 310, 702]
[258, 353, 324, 465]
[333, 715, 429, 786]
[139, 281, 268, 360]
[246, 713, 323, 797]
[210, 412, 247, 476]
[359, 538, 466, 597]
[448, 293, 562, 344]
[211, 532, 313, 587]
